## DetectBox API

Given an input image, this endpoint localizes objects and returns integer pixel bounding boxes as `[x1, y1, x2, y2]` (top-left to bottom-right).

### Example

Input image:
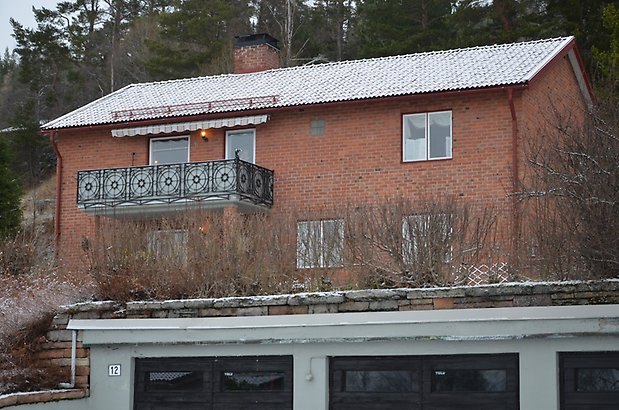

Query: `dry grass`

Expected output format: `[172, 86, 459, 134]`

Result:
[0, 227, 93, 395]
[20, 175, 56, 229]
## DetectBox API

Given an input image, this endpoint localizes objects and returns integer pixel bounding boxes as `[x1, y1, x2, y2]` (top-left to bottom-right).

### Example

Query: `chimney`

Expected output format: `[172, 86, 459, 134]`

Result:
[233, 33, 280, 74]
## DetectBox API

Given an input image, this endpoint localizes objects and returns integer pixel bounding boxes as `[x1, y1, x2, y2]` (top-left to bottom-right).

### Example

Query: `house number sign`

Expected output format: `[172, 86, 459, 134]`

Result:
[108, 364, 122, 377]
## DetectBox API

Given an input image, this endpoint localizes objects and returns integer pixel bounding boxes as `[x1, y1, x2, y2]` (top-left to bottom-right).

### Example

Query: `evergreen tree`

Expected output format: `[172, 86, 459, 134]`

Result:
[355, 0, 452, 57]
[0, 138, 22, 238]
[592, 3, 619, 89]
[145, 0, 253, 78]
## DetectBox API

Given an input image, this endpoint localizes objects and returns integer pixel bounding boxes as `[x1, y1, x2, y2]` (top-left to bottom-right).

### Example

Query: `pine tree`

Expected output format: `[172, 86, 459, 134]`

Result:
[0, 138, 22, 238]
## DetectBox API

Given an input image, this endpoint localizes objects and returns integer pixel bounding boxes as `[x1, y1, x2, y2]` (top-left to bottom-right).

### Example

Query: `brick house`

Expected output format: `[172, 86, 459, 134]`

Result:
[41, 34, 593, 278]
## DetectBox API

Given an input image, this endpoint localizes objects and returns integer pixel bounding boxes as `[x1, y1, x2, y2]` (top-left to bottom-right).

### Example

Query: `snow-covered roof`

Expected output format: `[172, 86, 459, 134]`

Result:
[42, 37, 577, 130]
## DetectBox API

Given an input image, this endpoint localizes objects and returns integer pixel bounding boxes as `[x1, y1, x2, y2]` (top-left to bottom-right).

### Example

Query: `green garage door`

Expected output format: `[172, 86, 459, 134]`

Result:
[330, 354, 519, 410]
[134, 356, 293, 410]
[560, 351, 619, 410]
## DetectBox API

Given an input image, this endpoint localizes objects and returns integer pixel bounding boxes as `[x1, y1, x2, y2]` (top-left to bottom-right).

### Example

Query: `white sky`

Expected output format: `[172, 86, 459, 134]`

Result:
[0, 0, 60, 53]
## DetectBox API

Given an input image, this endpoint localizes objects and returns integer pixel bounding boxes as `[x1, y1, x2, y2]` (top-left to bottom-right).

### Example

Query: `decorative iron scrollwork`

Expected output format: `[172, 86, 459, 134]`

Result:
[76, 158, 274, 209]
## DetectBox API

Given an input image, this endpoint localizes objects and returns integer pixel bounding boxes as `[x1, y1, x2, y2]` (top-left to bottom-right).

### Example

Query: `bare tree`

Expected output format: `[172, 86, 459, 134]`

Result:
[519, 80, 619, 278]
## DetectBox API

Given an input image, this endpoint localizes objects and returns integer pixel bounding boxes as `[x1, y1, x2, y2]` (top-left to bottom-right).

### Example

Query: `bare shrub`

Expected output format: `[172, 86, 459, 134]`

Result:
[0, 221, 92, 394]
[87, 199, 508, 299]
[0, 229, 54, 277]
[87, 209, 337, 301]
[520, 81, 619, 279]
[344, 197, 503, 287]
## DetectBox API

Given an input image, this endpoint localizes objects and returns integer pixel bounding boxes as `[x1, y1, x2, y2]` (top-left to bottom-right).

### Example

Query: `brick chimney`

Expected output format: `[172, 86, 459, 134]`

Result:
[233, 33, 280, 74]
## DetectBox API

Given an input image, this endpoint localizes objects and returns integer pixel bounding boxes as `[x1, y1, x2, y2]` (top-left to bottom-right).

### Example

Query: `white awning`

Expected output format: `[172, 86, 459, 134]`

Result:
[111, 114, 270, 137]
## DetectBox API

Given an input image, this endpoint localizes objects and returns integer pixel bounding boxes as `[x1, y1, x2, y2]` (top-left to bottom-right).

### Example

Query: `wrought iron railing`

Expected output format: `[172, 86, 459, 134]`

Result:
[76, 158, 274, 209]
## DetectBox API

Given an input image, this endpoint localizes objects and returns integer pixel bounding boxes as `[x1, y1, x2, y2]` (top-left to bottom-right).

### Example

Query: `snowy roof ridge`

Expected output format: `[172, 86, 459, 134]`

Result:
[42, 36, 577, 130]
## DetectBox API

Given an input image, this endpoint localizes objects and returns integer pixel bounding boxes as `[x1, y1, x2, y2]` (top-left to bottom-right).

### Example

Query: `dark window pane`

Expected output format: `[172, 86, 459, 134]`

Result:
[344, 370, 417, 392]
[432, 369, 507, 392]
[146, 371, 203, 391]
[222, 371, 285, 391]
[577, 368, 619, 392]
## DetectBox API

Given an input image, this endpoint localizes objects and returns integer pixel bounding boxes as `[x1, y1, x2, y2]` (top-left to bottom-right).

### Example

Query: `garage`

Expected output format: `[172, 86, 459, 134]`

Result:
[134, 356, 293, 410]
[329, 354, 519, 410]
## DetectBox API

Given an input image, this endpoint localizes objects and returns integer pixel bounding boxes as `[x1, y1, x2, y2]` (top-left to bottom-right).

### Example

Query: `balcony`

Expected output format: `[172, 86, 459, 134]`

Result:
[76, 158, 274, 215]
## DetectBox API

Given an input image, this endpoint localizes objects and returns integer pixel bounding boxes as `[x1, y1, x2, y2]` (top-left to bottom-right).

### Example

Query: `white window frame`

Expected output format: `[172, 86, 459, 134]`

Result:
[225, 129, 256, 164]
[402, 214, 453, 264]
[149, 136, 190, 166]
[146, 229, 189, 264]
[296, 219, 344, 269]
[402, 111, 452, 162]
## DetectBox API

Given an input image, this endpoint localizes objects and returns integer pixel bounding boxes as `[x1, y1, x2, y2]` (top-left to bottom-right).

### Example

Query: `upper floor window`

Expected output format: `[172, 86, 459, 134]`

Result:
[226, 129, 255, 163]
[403, 111, 452, 162]
[150, 136, 189, 165]
[297, 219, 344, 269]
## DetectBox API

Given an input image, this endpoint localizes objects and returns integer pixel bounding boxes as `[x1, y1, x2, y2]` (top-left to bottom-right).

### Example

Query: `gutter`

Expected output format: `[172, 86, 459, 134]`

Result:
[58, 330, 77, 389]
[47, 130, 62, 253]
[507, 88, 520, 257]
[507, 88, 519, 194]
[41, 85, 528, 135]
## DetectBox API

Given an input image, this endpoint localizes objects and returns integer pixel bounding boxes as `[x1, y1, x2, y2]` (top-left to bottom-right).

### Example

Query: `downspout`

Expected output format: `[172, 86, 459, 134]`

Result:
[58, 330, 77, 389]
[507, 88, 520, 259]
[49, 130, 62, 254]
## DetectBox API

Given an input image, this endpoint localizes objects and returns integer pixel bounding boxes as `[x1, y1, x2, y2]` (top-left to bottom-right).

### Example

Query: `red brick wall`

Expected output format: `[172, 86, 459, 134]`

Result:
[233, 43, 280, 73]
[516, 53, 589, 257]
[519, 53, 589, 182]
[54, 55, 587, 270]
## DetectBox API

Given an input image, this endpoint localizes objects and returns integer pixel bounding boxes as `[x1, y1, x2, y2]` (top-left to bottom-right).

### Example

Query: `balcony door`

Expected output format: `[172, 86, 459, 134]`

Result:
[226, 129, 255, 163]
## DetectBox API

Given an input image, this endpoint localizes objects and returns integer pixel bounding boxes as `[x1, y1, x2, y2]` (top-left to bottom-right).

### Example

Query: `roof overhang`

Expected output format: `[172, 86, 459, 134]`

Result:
[110, 114, 270, 137]
[68, 304, 619, 346]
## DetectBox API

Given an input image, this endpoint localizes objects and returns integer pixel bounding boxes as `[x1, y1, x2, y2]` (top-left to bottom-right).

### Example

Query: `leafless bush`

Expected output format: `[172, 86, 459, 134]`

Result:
[87, 199, 508, 299]
[0, 228, 91, 394]
[87, 209, 338, 301]
[0, 228, 54, 277]
[344, 197, 504, 287]
[520, 83, 619, 279]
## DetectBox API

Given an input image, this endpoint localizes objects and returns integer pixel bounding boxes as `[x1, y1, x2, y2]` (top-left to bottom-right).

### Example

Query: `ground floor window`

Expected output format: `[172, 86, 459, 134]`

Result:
[146, 229, 188, 264]
[297, 219, 344, 269]
[134, 356, 293, 410]
[330, 354, 519, 410]
[560, 351, 619, 409]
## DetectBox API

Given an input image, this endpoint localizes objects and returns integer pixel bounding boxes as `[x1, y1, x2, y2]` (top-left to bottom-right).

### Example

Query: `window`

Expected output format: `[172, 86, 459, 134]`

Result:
[150, 136, 189, 165]
[310, 119, 326, 136]
[560, 352, 619, 409]
[222, 371, 285, 391]
[402, 214, 452, 264]
[403, 111, 452, 161]
[226, 129, 255, 163]
[146, 229, 188, 263]
[297, 219, 344, 268]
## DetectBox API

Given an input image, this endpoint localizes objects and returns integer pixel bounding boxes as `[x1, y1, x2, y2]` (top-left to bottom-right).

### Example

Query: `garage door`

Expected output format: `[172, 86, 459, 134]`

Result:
[330, 354, 519, 410]
[560, 351, 619, 410]
[134, 356, 293, 410]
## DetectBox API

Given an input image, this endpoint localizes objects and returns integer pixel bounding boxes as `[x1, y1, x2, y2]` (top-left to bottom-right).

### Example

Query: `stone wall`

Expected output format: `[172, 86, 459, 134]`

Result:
[2, 279, 618, 408]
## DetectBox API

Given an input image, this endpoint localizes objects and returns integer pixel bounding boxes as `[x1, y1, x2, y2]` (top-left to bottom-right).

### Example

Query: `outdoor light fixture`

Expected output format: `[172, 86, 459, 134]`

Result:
[200, 130, 209, 142]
